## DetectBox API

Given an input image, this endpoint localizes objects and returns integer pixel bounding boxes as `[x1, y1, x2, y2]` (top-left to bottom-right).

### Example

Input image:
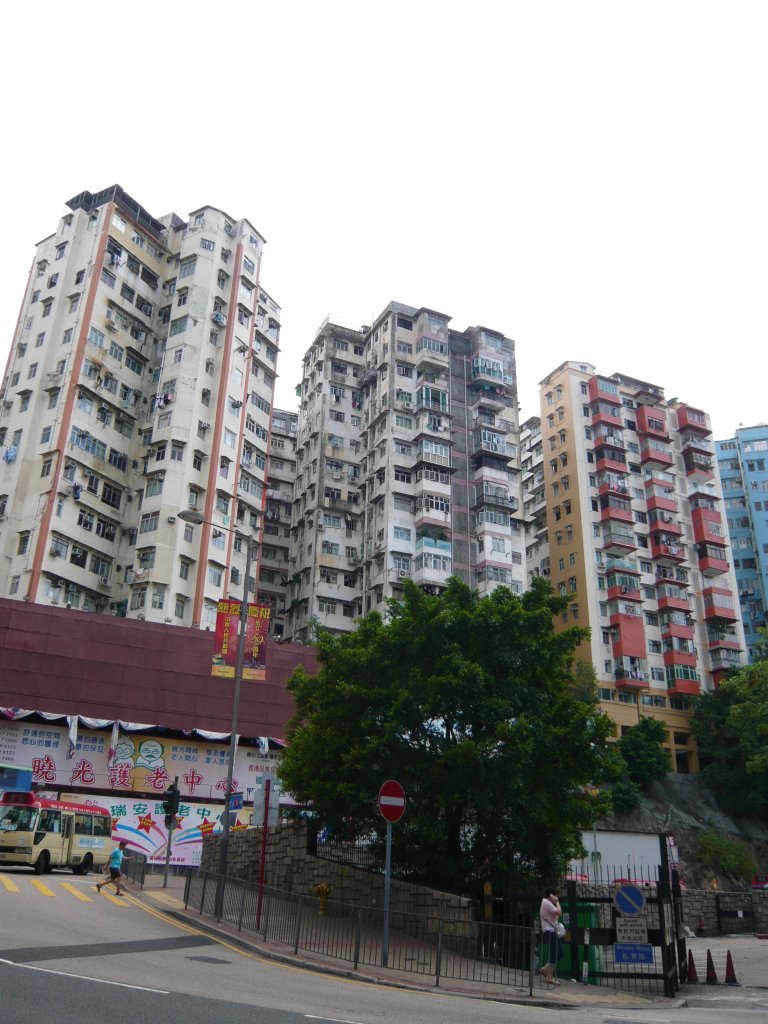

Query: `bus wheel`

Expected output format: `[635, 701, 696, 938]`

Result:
[33, 851, 50, 875]
[75, 854, 93, 876]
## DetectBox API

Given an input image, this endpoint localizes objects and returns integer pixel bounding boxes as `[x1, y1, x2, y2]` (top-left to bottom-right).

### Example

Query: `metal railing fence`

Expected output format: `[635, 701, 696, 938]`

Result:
[184, 870, 535, 991]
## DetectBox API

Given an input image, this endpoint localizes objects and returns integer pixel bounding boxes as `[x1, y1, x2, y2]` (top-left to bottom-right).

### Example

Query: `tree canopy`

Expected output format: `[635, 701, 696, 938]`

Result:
[691, 658, 768, 816]
[617, 716, 670, 787]
[279, 577, 615, 890]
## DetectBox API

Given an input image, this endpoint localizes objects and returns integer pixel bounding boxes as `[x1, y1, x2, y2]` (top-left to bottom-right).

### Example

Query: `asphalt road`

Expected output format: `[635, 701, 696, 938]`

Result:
[2, 867, 766, 1024]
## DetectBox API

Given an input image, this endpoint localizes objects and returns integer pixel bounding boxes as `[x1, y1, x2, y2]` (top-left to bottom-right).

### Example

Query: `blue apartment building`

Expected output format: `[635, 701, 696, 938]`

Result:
[717, 425, 768, 662]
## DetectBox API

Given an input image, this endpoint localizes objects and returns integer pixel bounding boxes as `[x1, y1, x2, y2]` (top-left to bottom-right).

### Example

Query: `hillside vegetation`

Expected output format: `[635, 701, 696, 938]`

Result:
[604, 773, 768, 891]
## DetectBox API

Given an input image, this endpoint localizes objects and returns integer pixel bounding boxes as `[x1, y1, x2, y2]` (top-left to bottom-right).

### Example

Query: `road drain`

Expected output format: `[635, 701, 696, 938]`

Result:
[187, 955, 232, 964]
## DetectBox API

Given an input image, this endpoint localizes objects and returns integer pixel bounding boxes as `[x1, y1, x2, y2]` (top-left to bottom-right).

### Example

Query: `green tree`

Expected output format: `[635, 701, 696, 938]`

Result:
[691, 660, 768, 816]
[279, 577, 615, 890]
[617, 716, 670, 787]
[609, 776, 643, 817]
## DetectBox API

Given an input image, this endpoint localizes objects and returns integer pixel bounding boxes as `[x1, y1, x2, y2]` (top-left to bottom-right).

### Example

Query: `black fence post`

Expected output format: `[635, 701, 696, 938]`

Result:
[262, 886, 271, 941]
[435, 917, 443, 988]
[353, 909, 361, 970]
[199, 872, 208, 916]
[566, 878, 580, 982]
[293, 895, 304, 955]
[715, 894, 723, 935]
[237, 880, 248, 932]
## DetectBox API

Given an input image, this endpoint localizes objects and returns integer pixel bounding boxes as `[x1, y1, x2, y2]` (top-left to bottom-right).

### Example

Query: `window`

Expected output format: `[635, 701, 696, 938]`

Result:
[394, 525, 412, 541]
[200, 238, 215, 251]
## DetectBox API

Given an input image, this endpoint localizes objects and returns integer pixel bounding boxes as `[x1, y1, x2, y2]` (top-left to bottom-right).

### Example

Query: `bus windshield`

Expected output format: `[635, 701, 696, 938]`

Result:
[0, 805, 38, 832]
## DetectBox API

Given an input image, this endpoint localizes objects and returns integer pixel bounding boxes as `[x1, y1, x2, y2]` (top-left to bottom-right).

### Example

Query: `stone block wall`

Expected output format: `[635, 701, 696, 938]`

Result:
[201, 821, 474, 933]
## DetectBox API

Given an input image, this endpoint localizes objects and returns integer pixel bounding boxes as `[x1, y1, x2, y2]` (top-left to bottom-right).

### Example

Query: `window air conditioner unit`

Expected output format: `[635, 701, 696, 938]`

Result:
[167, 515, 176, 523]
[317, 522, 324, 530]
[99, 576, 111, 587]
[49, 547, 60, 557]
[398, 569, 408, 579]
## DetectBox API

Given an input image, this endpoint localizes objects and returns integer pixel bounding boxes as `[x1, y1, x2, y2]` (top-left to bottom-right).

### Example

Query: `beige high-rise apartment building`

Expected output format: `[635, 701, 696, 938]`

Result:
[284, 302, 524, 641]
[536, 360, 745, 771]
[0, 185, 280, 630]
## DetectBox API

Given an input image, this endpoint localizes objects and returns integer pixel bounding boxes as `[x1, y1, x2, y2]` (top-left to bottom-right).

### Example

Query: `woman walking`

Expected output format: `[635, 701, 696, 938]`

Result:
[539, 888, 563, 985]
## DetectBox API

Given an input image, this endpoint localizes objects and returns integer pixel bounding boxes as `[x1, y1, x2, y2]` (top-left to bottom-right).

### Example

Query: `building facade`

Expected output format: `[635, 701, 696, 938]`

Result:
[717, 424, 768, 662]
[258, 407, 299, 638]
[0, 186, 279, 630]
[285, 303, 524, 642]
[538, 361, 746, 771]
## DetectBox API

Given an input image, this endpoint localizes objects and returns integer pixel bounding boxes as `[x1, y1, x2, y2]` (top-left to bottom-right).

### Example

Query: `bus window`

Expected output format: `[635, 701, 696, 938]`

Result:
[38, 810, 62, 834]
[93, 815, 111, 837]
[74, 814, 92, 835]
[0, 805, 37, 831]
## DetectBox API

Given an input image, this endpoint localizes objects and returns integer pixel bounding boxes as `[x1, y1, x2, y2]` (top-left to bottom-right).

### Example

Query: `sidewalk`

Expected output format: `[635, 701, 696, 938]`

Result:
[128, 872, 691, 1010]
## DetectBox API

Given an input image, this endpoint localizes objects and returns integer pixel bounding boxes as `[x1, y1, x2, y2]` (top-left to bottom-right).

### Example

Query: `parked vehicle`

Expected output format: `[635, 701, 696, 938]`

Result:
[751, 873, 768, 890]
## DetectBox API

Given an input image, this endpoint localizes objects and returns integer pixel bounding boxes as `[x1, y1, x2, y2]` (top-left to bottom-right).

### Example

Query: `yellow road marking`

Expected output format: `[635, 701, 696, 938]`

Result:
[30, 879, 55, 897]
[60, 882, 92, 902]
[0, 874, 20, 892]
[101, 891, 129, 906]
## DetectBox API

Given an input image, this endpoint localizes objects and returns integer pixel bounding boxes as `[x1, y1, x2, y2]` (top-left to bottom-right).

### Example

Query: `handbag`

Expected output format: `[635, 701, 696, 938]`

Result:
[556, 921, 566, 939]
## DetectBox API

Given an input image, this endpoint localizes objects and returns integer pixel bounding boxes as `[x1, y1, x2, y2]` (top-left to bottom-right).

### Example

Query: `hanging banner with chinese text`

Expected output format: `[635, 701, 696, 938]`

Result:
[0, 719, 280, 803]
[211, 601, 271, 680]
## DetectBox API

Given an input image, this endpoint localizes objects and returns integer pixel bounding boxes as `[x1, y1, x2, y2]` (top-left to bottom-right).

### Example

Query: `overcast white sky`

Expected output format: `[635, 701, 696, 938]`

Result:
[1, 2, 766, 439]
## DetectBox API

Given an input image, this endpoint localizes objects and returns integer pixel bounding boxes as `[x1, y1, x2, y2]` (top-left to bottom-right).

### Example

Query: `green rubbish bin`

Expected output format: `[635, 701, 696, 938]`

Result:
[540, 903, 602, 984]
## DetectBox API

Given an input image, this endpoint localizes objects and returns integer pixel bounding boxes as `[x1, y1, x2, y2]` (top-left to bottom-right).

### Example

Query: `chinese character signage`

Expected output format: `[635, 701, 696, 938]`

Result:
[211, 601, 271, 680]
[0, 719, 280, 803]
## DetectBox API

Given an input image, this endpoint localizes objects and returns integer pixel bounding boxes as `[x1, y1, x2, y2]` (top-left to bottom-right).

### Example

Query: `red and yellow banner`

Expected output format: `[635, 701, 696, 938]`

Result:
[212, 601, 271, 680]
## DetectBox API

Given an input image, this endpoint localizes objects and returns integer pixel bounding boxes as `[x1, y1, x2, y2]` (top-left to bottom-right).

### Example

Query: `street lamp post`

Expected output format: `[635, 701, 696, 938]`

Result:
[178, 509, 256, 886]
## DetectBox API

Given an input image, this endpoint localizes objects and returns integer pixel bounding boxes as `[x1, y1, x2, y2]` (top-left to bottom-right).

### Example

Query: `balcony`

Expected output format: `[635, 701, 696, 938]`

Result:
[650, 534, 686, 563]
[675, 404, 711, 435]
[667, 677, 700, 697]
[640, 439, 674, 469]
[415, 336, 450, 371]
[710, 648, 743, 672]
[600, 495, 633, 524]
[473, 484, 514, 509]
[636, 406, 670, 440]
[588, 376, 622, 406]
[691, 508, 725, 546]
[472, 430, 516, 460]
[597, 473, 630, 498]
[697, 543, 729, 577]
[703, 587, 738, 622]
[590, 402, 623, 429]
[602, 528, 636, 555]
[595, 449, 628, 475]
[663, 647, 697, 669]
[683, 450, 713, 481]
[614, 658, 649, 689]
[471, 357, 511, 386]
[607, 581, 642, 602]
[655, 583, 690, 611]
[606, 556, 640, 575]
[707, 628, 741, 651]
[652, 511, 683, 535]
[679, 432, 713, 456]
[594, 429, 626, 451]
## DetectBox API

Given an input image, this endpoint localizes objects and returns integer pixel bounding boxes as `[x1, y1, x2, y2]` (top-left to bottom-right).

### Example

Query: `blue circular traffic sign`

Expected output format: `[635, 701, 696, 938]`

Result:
[613, 883, 645, 915]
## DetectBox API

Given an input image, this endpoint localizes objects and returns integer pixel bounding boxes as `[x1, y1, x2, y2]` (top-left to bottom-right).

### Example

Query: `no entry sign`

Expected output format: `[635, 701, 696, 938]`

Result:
[378, 779, 406, 823]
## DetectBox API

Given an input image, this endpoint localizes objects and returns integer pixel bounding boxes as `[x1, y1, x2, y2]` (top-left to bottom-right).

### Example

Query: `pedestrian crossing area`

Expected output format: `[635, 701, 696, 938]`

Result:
[0, 872, 129, 905]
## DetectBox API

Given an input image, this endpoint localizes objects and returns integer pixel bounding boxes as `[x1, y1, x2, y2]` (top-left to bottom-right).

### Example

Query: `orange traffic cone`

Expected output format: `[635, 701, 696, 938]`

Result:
[724, 950, 740, 986]
[686, 949, 699, 983]
[705, 948, 719, 985]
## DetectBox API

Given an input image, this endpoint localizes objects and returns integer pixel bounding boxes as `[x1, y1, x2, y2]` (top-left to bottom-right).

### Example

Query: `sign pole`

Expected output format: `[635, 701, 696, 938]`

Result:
[256, 778, 271, 929]
[162, 775, 178, 889]
[383, 819, 392, 967]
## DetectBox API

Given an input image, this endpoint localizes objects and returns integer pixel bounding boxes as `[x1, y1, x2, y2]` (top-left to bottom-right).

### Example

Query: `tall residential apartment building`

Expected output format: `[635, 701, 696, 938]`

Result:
[717, 425, 768, 661]
[259, 407, 299, 638]
[536, 361, 745, 772]
[0, 185, 281, 632]
[285, 303, 524, 642]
